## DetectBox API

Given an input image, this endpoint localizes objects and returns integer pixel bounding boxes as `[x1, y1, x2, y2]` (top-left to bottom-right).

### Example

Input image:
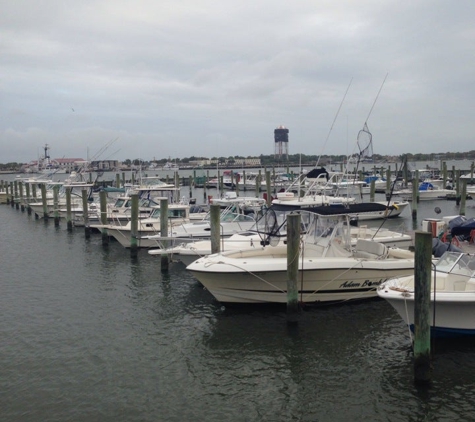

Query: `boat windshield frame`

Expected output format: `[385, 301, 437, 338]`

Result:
[435, 251, 475, 277]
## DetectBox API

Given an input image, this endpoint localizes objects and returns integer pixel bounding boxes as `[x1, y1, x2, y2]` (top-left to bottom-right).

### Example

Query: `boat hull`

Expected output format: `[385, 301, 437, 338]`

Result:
[188, 251, 414, 304]
[378, 288, 475, 337]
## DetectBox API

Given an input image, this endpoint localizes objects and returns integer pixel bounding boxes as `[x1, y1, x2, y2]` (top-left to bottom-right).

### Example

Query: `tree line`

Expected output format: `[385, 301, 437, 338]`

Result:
[3, 151, 475, 171]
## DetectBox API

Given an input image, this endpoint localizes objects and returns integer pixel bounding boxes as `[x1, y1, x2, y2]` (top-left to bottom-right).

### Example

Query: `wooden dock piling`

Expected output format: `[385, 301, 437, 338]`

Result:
[40, 184, 48, 219]
[411, 170, 419, 220]
[265, 171, 272, 207]
[210, 204, 221, 255]
[53, 185, 60, 226]
[66, 187, 73, 231]
[460, 179, 467, 215]
[413, 230, 432, 384]
[130, 193, 139, 257]
[82, 189, 90, 239]
[25, 183, 31, 215]
[160, 198, 169, 271]
[100, 191, 109, 246]
[286, 213, 301, 322]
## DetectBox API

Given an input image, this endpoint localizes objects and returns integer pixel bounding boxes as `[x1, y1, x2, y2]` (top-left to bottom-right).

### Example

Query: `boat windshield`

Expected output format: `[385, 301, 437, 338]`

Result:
[305, 215, 350, 248]
[435, 252, 475, 276]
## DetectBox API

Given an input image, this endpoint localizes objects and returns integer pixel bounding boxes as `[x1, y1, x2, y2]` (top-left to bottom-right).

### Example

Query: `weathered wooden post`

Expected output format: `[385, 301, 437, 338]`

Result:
[455, 170, 461, 202]
[19, 182, 25, 212]
[370, 179, 376, 203]
[411, 170, 419, 220]
[82, 189, 90, 239]
[242, 170, 246, 192]
[40, 184, 48, 219]
[5, 182, 10, 205]
[66, 187, 73, 231]
[210, 204, 221, 255]
[413, 231, 432, 384]
[100, 190, 109, 246]
[403, 156, 409, 187]
[14, 180, 19, 210]
[204, 170, 209, 202]
[130, 193, 139, 258]
[25, 182, 31, 215]
[256, 171, 262, 196]
[385, 168, 391, 200]
[460, 178, 467, 216]
[287, 213, 301, 322]
[265, 171, 272, 207]
[442, 162, 447, 188]
[10, 182, 15, 207]
[115, 173, 121, 189]
[160, 198, 169, 271]
[32, 183, 37, 201]
[188, 175, 193, 198]
[272, 166, 276, 194]
[53, 185, 60, 226]
[122, 172, 126, 188]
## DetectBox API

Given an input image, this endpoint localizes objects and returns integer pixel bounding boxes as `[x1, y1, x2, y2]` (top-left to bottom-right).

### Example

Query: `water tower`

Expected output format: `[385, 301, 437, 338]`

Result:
[274, 125, 289, 159]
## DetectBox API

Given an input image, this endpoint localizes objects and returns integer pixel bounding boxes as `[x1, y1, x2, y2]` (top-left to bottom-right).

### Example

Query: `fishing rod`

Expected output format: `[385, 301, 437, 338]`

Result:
[347, 73, 389, 193]
[316, 78, 353, 168]
[365, 72, 389, 125]
[371, 161, 401, 239]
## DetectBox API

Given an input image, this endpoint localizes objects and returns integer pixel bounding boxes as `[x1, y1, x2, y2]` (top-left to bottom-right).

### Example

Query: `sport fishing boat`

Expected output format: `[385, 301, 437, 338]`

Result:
[378, 251, 475, 337]
[153, 207, 412, 266]
[186, 213, 414, 305]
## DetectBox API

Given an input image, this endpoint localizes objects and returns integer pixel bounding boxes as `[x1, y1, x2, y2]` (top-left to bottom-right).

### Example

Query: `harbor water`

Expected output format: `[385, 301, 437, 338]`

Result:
[2, 184, 475, 421]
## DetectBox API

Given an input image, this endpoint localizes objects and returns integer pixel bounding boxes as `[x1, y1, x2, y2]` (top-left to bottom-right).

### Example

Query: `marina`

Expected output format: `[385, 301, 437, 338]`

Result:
[2, 168, 475, 421]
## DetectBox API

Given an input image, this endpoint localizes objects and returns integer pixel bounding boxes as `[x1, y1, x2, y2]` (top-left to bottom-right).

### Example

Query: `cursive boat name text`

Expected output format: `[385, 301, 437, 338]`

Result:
[339, 279, 383, 289]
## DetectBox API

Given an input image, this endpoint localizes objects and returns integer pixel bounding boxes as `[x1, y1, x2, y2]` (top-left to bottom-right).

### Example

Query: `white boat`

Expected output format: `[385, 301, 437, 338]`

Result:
[74, 176, 184, 225]
[143, 205, 258, 247]
[93, 203, 195, 248]
[378, 251, 475, 337]
[186, 214, 414, 305]
[208, 191, 265, 215]
[271, 169, 356, 207]
[270, 167, 407, 220]
[153, 208, 412, 266]
[27, 172, 93, 217]
[393, 181, 455, 201]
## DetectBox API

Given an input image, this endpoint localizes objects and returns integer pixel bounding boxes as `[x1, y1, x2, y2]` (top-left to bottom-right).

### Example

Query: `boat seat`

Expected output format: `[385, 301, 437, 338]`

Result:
[354, 239, 388, 259]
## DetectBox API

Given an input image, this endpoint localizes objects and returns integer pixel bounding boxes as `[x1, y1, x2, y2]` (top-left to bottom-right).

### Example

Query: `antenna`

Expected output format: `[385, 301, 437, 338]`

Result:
[316, 78, 353, 167]
[365, 72, 389, 124]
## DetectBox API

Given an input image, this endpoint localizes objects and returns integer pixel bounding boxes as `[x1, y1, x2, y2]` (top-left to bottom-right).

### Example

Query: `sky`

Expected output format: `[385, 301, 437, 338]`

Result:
[1, 0, 474, 164]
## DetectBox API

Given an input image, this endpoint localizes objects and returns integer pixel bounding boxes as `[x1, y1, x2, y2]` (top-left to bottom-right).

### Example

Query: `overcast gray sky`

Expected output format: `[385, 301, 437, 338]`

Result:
[1, 0, 474, 163]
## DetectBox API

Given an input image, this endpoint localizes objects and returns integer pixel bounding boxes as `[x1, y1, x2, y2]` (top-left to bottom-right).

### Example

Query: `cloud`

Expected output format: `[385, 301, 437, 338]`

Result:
[1, 0, 474, 163]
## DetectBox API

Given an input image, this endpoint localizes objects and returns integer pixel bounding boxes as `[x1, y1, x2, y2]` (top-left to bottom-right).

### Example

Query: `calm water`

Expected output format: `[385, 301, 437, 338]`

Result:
[2, 190, 475, 421]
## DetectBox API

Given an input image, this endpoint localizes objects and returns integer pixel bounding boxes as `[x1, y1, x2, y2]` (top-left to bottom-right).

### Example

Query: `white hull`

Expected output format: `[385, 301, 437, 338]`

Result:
[378, 252, 475, 336]
[394, 188, 455, 201]
[378, 278, 475, 336]
[188, 246, 414, 304]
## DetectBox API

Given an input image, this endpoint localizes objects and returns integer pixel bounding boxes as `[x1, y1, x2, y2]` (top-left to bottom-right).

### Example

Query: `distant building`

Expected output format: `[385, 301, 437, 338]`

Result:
[90, 160, 120, 171]
[55, 158, 85, 173]
[274, 125, 289, 159]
